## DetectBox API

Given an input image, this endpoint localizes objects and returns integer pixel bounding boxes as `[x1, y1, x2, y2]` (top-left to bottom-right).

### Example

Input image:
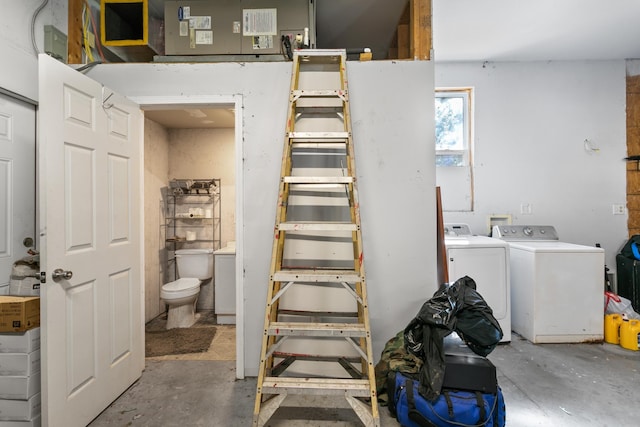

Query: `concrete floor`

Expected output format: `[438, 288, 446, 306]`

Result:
[88, 325, 640, 427]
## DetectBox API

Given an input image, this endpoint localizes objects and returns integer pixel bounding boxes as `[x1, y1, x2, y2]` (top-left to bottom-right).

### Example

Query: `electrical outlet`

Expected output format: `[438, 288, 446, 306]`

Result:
[612, 204, 626, 215]
[520, 203, 532, 215]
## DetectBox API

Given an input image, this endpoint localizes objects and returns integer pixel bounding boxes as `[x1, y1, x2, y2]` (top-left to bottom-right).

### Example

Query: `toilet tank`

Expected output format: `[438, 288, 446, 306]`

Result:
[175, 249, 214, 280]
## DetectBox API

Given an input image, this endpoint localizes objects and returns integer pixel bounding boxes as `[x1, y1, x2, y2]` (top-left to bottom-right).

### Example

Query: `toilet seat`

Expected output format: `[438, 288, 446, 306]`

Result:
[161, 278, 200, 300]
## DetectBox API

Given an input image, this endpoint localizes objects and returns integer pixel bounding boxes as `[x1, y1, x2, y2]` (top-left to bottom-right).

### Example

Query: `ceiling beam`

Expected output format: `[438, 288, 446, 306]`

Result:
[68, 0, 83, 64]
[410, 0, 432, 60]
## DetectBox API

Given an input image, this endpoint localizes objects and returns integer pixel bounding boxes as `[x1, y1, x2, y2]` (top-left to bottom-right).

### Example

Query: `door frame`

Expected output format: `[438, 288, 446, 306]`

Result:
[130, 94, 245, 378]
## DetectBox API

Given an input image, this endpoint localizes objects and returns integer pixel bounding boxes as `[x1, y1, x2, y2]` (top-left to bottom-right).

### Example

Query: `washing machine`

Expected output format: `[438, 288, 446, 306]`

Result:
[444, 224, 511, 343]
[492, 225, 604, 344]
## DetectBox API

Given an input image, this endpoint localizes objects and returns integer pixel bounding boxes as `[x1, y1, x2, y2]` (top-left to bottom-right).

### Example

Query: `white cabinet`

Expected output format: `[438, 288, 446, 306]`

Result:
[214, 245, 236, 324]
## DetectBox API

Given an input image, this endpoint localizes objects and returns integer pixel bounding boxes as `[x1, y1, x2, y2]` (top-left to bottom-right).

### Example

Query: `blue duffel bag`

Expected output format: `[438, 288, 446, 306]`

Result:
[388, 371, 506, 427]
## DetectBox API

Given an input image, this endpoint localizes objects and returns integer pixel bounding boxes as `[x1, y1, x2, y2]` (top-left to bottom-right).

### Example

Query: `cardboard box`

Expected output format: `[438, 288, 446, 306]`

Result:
[0, 350, 40, 377]
[0, 393, 40, 421]
[0, 298, 39, 333]
[0, 329, 40, 354]
[0, 372, 40, 400]
[0, 413, 40, 427]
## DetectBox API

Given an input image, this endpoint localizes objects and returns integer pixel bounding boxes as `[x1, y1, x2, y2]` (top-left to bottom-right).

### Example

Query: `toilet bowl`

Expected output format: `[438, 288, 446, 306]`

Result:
[161, 278, 201, 329]
[161, 248, 214, 329]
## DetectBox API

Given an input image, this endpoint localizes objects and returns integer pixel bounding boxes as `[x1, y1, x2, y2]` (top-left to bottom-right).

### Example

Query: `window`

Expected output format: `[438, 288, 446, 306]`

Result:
[435, 88, 473, 211]
[435, 89, 470, 166]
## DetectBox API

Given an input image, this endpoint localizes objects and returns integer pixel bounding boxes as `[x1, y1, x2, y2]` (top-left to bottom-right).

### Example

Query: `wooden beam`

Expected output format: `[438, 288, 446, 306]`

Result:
[68, 0, 84, 64]
[397, 24, 410, 59]
[409, 0, 432, 60]
[388, 2, 409, 59]
[436, 187, 448, 286]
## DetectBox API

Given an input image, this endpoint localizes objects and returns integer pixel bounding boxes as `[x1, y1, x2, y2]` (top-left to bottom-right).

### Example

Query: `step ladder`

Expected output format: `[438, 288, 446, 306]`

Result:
[253, 49, 379, 426]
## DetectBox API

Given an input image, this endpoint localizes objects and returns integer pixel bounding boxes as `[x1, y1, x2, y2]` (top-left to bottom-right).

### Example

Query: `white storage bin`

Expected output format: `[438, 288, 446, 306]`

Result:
[8, 279, 39, 297]
[0, 413, 40, 426]
[0, 393, 40, 421]
[0, 330, 40, 354]
[0, 372, 40, 400]
[0, 350, 40, 376]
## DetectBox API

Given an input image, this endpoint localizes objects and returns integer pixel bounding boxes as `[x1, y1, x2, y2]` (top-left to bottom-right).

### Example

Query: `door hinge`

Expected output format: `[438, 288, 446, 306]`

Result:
[40, 271, 46, 284]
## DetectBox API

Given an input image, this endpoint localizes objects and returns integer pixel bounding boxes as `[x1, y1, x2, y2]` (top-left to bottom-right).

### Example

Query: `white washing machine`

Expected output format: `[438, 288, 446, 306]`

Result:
[492, 225, 604, 344]
[444, 224, 511, 343]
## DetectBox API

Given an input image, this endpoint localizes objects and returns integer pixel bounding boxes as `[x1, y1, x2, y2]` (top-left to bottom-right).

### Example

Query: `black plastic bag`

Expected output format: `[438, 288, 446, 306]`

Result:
[404, 276, 503, 400]
[455, 278, 503, 356]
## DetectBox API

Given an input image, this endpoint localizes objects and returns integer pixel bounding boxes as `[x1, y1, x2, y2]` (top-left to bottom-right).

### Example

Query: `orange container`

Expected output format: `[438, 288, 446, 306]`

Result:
[604, 313, 623, 344]
[620, 319, 640, 351]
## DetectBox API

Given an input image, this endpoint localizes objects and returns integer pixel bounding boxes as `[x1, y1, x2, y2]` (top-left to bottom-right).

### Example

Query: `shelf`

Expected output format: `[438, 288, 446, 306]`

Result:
[163, 178, 222, 281]
[166, 239, 216, 244]
[167, 217, 218, 220]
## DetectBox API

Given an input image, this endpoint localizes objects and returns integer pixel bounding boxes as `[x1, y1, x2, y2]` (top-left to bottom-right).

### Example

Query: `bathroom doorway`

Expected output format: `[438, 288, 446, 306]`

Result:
[137, 97, 243, 373]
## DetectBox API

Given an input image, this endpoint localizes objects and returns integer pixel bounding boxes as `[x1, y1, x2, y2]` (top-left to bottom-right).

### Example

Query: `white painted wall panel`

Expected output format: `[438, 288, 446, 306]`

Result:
[436, 60, 627, 272]
[0, 0, 66, 100]
[143, 118, 170, 322]
[88, 60, 436, 375]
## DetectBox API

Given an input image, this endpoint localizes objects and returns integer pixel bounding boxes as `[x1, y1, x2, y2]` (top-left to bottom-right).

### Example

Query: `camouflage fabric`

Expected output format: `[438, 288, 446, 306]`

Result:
[374, 330, 423, 405]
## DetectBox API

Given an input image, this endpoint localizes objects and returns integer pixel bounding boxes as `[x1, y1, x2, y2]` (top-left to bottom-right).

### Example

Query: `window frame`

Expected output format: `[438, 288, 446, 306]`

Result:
[434, 87, 474, 212]
[435, 88, 472, 167]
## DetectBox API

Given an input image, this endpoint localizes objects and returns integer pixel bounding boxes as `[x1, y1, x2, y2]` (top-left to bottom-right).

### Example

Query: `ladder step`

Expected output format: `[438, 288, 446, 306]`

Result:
[272, 269, 362, 283]
[261, 377, 371, 397]
[291, 89, 347, 98]
[296, 49, 346, 57]
[278, 222, 358, 231]
[292, 142, 346, 149]
[277, 309, 358, 318]
[283, 176, 353, 184]
[268, 322, 367, 337]
[288, 131, 349, 140]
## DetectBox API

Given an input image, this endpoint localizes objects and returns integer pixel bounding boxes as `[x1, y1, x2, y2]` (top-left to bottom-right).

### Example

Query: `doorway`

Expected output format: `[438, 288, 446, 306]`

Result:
[134, 95, 244, 377]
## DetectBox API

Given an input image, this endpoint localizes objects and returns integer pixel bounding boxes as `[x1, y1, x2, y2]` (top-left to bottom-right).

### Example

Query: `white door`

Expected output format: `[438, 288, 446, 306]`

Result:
[38, 54, 144, 427]
[0, 92, 36, 293]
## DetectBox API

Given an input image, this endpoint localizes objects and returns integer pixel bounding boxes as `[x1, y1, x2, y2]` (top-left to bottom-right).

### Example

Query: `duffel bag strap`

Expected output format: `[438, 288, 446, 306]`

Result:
[387, 371, 399, 416]
[474, 391, 486, 423]
[443, 391, 454, 419]
[406, 379, 438, 427]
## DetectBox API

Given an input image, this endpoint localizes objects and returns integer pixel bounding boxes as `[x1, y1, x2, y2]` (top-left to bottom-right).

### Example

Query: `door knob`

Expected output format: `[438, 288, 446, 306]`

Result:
[52, 269, 73, 281]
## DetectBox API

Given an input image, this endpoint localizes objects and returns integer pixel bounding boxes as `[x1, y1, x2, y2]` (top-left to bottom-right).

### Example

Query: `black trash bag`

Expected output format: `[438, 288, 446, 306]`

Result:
[404, 316, 451, 401]
[455, 277, 503, 356]
[404, 276, 503, 400]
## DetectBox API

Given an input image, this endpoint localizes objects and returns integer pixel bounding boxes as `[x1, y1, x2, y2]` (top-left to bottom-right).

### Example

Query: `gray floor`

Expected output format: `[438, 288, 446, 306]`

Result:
[89, 334, 640, 426]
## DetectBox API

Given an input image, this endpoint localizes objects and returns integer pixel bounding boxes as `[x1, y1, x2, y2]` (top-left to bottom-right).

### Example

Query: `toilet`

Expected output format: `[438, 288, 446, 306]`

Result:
[161, 248, 214, 329]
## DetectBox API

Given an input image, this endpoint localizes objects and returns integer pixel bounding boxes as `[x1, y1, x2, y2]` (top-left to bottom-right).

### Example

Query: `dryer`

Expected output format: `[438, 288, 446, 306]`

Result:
[444, 224, 511, 343]
[493, 225, 604, 344]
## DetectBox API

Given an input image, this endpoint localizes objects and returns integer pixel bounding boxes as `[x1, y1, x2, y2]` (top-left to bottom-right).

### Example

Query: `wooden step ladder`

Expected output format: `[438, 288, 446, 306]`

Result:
[253, 49, 379, 426]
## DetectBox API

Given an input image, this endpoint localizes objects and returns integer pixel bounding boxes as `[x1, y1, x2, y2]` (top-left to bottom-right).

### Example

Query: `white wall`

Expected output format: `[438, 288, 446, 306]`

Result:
[168, 128, 236, 247]
[0, 0, 66, 100]
[436, 60, 628, 274]
[143, 118, 170, 322]
[86, 60, 437, 375]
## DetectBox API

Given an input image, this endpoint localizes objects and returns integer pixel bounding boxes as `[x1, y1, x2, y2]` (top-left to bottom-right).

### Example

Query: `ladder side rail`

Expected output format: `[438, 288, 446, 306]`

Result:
[255, 53, 304, 417]
[341, 54, 380, 420]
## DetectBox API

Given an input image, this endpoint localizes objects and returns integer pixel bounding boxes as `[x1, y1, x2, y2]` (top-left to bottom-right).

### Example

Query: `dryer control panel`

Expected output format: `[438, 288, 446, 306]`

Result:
[492, 225, 559, 240]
